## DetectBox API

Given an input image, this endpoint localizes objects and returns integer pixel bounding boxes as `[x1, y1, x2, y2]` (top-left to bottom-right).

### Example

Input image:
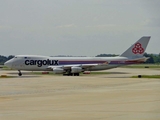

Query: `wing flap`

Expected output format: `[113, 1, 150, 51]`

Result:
[47, 63, 108, 70]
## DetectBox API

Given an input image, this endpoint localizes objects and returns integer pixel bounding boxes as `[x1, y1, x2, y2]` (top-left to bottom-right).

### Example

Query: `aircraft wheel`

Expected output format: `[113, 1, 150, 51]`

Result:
[74, 73, 79, 76]
[18, 70, 22, 76]
[70, 73, 73, 76]
[18, 72, 22, 76]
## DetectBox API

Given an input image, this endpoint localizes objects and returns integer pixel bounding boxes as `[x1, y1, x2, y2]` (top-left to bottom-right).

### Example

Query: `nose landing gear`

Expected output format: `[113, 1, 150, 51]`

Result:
[18, 70, 22, 76]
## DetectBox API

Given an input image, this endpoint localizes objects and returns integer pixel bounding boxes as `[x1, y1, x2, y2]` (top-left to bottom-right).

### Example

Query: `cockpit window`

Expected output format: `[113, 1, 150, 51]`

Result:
[14, 57, 17, 58]
[24, 57, 27, 59]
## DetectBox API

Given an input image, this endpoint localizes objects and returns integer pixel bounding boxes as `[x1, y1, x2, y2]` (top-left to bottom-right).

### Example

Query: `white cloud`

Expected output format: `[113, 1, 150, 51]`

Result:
[0, 26, 12, 30]
[0, 0, 160, 55]
[86, 24, 116, 28]
[56, 24, 77, 28]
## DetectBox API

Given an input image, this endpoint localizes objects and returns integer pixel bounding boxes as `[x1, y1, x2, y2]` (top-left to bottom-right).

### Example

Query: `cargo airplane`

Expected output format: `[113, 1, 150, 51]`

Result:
[5, 36, 150, 76]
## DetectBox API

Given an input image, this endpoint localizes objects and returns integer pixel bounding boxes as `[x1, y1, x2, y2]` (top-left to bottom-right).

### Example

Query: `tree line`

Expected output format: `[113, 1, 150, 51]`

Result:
[0, 53, 160, 65]
[96, 53, 160, 64]
[0, 55, 14, 65]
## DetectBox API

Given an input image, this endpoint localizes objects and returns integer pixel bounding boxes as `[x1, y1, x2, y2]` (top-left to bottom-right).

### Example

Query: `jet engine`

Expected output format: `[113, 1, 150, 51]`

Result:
[53, 68, 64, 74]
[71, 67, 82, 73]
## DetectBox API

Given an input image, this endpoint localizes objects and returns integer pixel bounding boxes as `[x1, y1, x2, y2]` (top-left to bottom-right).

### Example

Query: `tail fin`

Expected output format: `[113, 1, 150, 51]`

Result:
[120, 36, 151, 59]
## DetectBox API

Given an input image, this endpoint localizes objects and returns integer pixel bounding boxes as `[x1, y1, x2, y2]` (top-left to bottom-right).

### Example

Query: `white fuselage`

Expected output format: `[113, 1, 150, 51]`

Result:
[4, 36, 150, 76]
[5, 55, 129, 71]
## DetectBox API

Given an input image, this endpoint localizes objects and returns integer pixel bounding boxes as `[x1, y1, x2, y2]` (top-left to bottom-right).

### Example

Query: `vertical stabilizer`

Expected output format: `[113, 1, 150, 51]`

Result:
[120, 36, 150, 59]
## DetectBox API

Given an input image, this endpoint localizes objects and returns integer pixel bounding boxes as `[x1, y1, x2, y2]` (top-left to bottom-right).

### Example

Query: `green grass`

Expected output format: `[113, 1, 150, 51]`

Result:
[122, 64, 160, 68]
[85, 72, 109, 74]
[32, 71, 110, 76]
[0, 76, 17, 78]
[32, 72, 62, 76]
[132, 75, 160, 79]
[1, 66, 13, 70]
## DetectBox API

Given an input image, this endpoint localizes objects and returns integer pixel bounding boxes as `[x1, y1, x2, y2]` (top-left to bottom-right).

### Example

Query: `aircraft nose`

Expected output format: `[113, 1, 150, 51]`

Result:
[4, 60, 12, 68]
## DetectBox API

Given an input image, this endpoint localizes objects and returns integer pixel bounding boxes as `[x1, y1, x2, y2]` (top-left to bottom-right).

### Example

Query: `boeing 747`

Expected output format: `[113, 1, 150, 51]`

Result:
[4, 36, 150, 76]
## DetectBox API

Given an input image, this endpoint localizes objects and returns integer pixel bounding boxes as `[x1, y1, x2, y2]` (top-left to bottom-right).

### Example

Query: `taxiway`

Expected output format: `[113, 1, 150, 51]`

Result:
[0, 68, 160, 120]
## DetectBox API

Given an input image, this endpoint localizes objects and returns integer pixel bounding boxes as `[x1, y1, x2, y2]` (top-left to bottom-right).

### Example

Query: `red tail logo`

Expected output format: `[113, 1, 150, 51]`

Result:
[132, 42, 144, 54]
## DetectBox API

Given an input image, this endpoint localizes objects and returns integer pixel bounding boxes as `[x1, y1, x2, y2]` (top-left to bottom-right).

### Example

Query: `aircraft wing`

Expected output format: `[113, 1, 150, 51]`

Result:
[46, 61, 109, 74]
[47, 63, 106, 70]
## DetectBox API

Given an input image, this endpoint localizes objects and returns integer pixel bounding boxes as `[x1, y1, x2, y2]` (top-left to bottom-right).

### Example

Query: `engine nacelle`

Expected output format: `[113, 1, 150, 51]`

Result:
[53, 68, 64, 74]
[71, 67, 82, 73]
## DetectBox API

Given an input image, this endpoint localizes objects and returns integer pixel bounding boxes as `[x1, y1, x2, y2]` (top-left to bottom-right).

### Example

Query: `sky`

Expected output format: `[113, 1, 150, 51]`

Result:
[0, 0, 160, 56]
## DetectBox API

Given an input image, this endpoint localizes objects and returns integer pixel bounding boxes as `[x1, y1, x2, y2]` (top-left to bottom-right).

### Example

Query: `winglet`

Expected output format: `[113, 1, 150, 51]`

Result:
[120, 36, 151, 59]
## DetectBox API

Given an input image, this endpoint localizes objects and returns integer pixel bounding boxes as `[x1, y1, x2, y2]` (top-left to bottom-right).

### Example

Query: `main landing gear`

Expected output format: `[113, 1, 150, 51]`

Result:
[63, 70, 80, 76]
[18, 70, 22, 76]
[63, 73, 80, 76]
[73, 73, 79, 76]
